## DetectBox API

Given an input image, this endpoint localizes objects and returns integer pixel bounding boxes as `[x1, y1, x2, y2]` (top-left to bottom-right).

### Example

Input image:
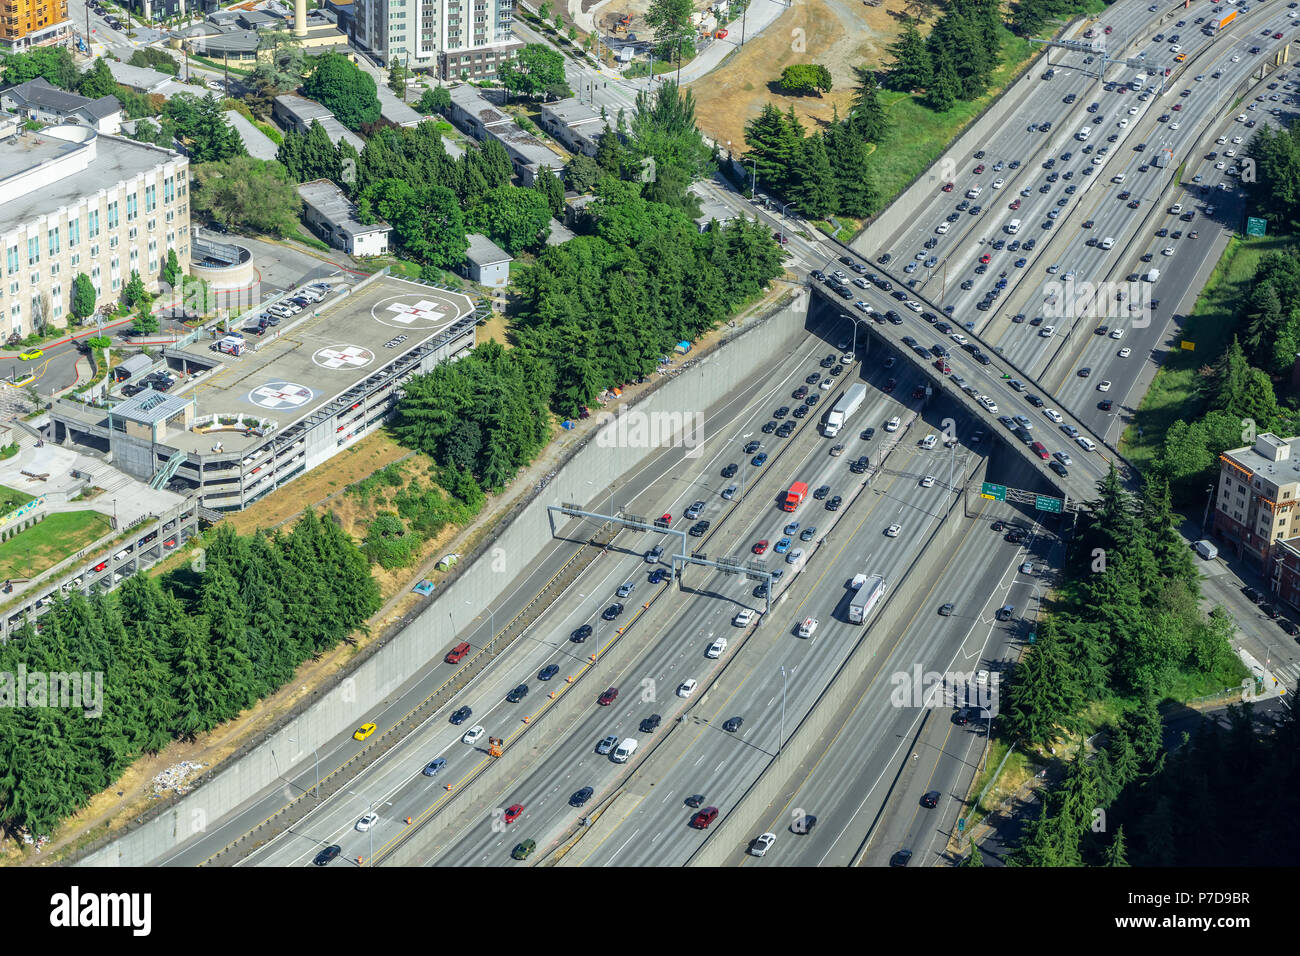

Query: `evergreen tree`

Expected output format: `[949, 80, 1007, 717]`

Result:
[594, 126, 625, 177]
[824, 118, 877, 218]
[848, 66, 890, 143]
[71, 273, 97, 321]
[789, 132, 837, 218]
[1003, 617, 1080, 746]
[78, 58, 119, 99]
[887, 19, 932, 92]
[925, 54, 960, 111]
[161, 248, 181, 289]
[533, 164, 565, 217]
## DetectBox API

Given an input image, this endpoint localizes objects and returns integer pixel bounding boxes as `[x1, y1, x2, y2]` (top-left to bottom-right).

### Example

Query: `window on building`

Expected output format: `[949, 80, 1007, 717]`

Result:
[47, 227, 58, 256]
[68, 218, 79, 247]
[88, 209, 100, 237]
[164, 176, 174, 203]
[106, 202, 118, 230]
[26, 237, 38, 265]
[126, 195, 137, 222]
[145, 184, 156, 212]
[6, 246, 17, 276]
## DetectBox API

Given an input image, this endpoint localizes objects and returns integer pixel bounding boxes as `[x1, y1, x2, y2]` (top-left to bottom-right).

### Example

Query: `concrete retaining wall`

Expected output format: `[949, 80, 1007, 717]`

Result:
[78, 289, 815, 866]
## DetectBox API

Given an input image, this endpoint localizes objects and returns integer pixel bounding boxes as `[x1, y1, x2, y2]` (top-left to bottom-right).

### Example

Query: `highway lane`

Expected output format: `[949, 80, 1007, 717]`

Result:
[163, 309, 856, 865]
[729, 460, 1062, 866]
[421, 337, 985, 865]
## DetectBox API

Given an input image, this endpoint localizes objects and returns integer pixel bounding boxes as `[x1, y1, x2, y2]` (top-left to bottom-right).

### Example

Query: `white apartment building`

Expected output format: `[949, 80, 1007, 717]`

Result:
[353, 0, 521, 79]
[0, 124, 190, 339]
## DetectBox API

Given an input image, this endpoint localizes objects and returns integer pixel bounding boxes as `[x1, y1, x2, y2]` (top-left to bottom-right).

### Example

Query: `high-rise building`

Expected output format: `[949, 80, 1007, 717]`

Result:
[1213, 433, 1300, 569]
[0, 0, 71, 50]
[353, 0, 520, 79]
[0, 123, 190, 340]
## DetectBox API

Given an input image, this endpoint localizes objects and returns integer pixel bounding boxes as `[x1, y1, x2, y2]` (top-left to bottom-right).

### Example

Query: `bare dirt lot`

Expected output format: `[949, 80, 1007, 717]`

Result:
[689, 0, 911, 151]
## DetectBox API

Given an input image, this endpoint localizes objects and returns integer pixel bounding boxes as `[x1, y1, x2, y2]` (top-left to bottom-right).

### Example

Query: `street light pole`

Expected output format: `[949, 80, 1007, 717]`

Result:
[779, 201, 796, 243]
[287, 736, 320, 806]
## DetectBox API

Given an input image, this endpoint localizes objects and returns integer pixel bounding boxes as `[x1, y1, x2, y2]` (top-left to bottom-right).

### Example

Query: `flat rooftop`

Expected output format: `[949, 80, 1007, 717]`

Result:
[0, 132, 178, 228]
[166, 275, 476, 457]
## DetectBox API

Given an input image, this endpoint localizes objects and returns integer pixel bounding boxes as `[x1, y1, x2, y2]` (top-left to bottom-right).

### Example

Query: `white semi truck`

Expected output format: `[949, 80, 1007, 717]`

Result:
[823, 383, 867, 437]
[848, 573, 887, 624]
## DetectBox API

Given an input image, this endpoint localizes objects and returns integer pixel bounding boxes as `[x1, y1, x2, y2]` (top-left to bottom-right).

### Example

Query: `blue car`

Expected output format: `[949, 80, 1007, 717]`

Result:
[649, 568, 668, 584]
[783, 521, 800, 535]
[774, 537, 792, 554]
[752, 452, 768, 467]
[449, 706, 472, 725]
[422, 757, 447, 777]
[1015, 258, 1028, 268]
[539, 664, 560, 681]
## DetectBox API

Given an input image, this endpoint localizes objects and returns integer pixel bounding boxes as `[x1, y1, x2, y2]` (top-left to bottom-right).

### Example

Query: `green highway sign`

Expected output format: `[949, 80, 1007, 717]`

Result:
[1028, 632, 1037, 645]
[1246, 217, 1267, 237]
[1035, 495, 1063, 513]
[981, 482, 1007, 501]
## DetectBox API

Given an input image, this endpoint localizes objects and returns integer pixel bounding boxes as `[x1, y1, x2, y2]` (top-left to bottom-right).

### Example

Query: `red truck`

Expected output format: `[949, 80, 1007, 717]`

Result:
[781, 481, 809, 512]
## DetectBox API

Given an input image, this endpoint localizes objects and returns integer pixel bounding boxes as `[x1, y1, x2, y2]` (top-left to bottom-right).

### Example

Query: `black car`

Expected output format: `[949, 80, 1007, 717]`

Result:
[450, 706, 472, 725]
[820, 353, 836, 368]
[891, 850, 913, 867]
[1026, 395, 1045, 408]
[806, 394, 820, 407]
[602, 603, 624, 620]
[313, 844, 342, 865]
[690, 521, 711, 536]
[773, 406, 789, 419]
[571, 624, 592, 643]
[813, 484, 831, 500]
[1005, 529, 1027, 544]
[744, 440, 762, 453]
[685, 793, 707, 808]
[722, 463, 739, 478]
[792, 405, 809, 419]
[571, 786, 595, 807]
[1242, 586, 1263, 604]
[1050, 460, 1069, 478]
[921, 791, 940, 809]
[722, 716, 744, 732]
[850, 455, 870, 474]
[861, 427, 875, 441]
[827, 495, 842, 511]
[1280, 619, 1299, 637]
[791, 813, 818, 835]
[811, 270, 827, 282]
[639, 714, 662, 733]
[877, 253, 893, 264]
[761, 420, 777, 433]
[539, 664, 560, 681]
[830, 364, 843, 376]
[1262, 604, 1281, 620]
[776, 422, 795, 437]
[506, 684, 529, 703]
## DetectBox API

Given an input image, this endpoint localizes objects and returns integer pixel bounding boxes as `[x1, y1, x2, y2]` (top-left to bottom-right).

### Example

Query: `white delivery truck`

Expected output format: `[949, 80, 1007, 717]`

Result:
[966, 184, 983, 199]
[1195, 539, 1218, 560]
[823, 383, 867, 437]
[848, 573, 887, 624]
[1076, 126, 1091, 141]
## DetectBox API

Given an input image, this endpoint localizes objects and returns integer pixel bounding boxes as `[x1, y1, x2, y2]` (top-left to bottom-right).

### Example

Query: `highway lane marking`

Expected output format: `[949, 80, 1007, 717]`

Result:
[733, 504, 990, 866]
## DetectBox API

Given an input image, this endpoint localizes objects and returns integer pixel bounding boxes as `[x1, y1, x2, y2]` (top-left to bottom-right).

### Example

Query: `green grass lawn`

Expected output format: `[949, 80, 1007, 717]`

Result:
[1121, 234, 1296, 470]
[0, 511, 113, 580]
[0, 485, 34, 514]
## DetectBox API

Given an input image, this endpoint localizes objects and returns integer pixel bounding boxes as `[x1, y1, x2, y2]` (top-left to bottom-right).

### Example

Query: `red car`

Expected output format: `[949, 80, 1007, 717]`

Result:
[752, 539, 770, 555]
[1010, 199, 1022, 210]
[883, 377, 896, 393]
[660, 512, 672, 525]
[773, 231, 788, 244]
[1172, 103, 1182, 111]
[942, 182, 955, 192]
[598, 687, 619, 706]
[503, 804, 524, 824]
[1031, 441, 1050, 461]
[979, 253, 991, 264]
[94, 561, 107, 572]
[691, 806, 719, 829]
[934, 360, 951, 374]
[973, 163, 985, 174]
[1104, 25, 1113, 34]
[1275, 32, 1284, 39]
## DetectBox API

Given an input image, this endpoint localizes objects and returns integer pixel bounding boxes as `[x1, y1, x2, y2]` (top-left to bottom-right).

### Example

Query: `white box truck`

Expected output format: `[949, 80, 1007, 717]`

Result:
[849, 573, 887, 624]
[1076, 126, 1091, 141]
[824, 383, 867, 437]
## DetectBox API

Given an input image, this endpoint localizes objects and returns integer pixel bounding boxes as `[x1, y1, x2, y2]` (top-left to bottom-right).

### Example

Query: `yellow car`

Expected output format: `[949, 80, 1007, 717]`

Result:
[353, 722, 376, 741]
[18, 349, 43, 361]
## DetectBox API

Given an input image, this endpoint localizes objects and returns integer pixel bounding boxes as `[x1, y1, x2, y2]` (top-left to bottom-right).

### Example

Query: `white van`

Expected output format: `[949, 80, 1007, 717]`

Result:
[1005, 219, 1021, 235]
[1112, 173, 1126, 184]
[113, 549, 130, 561]
[966, 185, 982, 199]
[1195, 539, 1218, 560]
[612, 738, 638, 763]
[1076, 126, 1091, 141]
[733, 608, 754, 627]
[1100, 237, 1115, 250]
[798, 618, 818, 638]
[936, 221, 951, 234]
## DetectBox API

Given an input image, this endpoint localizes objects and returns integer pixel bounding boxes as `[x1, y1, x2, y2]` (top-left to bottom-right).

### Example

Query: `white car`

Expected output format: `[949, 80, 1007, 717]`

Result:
[707, 637, 728, 658]
[1118, 347, 1132, 357]
[1097, 380, 1111, 392]
[677, 679, 698, 698]
[1225, 148, 1237, 157]
[820, 379, 833, 389]
[1215, 161, 1226, 169]
[885, 524, 902, 537]
[1020, 561, 1034, 574]
[920, 475, 936, 488]
[1109, 328, 1123, 339]
[950, 333, 968, 345]
[356, 812, 379, 832]
[786, 548, 804, 564]
[1168, 122, 1180, 131]
[1232, 135, 1244, 144]
[992, 178, 1005, 189]
[920, 433, 937, 449]
[1128, 106, 1139, 115]
[1162, 246, 1174, 256]
[751, 832, 777, 857]
[936, 222, 951, 234]
[1232, 55, 1241, 63]
[733, 608, 754, 627]
[1236, 111, 1247, 121]
[462, 725, 486, 745]
[1077, 436, 1097, 451]
[978, 396, 999, 413]
[1043, 408, 1063, 423]
[1217, 135, 1228, 144]
[1038, 326, 1055, 337]
[1118, 118, 1128, 128]
[885, 416, 901, 432]
[906, 300, 922, 313]
[1169, 202, 1183, 214]
[1055, 450, 1073, 466]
